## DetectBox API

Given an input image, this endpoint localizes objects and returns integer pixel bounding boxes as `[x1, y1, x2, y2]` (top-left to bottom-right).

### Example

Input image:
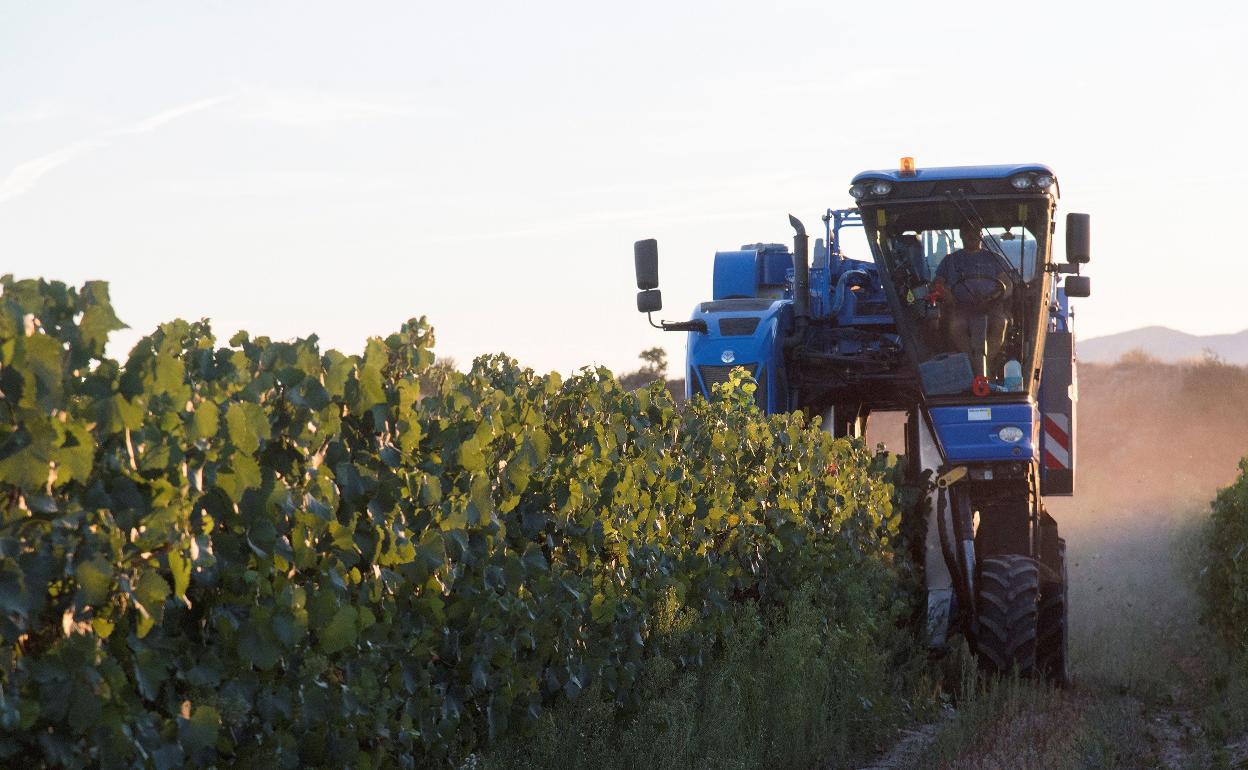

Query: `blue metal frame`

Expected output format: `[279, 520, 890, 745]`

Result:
[824, 207, 862, 261]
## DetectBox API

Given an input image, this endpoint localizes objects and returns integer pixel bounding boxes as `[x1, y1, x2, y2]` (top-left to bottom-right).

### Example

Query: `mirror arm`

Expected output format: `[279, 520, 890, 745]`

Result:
[648, 313, 707, 333]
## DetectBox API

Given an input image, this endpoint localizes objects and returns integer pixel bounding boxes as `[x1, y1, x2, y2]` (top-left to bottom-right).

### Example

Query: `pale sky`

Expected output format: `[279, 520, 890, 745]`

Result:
[2, 1, 1244, 375]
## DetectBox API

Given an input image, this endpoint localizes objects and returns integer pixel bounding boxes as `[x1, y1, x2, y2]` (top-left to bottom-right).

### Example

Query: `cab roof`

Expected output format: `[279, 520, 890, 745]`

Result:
[851, 163, 1055, 184]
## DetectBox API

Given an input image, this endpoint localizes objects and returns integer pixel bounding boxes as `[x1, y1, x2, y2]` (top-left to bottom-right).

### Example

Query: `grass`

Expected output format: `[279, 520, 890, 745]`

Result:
[476, 588, 931, 770]
[916, 642, 1150, 770]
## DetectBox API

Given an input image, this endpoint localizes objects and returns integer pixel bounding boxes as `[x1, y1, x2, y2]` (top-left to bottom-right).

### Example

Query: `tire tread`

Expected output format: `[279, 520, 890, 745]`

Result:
[975, 554, 1040, 675]
[1037, 538, 1070, 686]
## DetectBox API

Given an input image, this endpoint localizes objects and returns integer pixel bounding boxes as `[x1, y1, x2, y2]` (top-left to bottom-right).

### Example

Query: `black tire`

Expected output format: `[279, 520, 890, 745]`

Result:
[974, 555, 1039, 675]
[1037, 538, 1070, 686]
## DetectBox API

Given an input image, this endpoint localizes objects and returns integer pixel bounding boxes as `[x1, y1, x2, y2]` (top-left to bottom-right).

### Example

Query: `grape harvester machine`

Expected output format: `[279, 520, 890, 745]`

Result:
[631, 159, 1091, 681]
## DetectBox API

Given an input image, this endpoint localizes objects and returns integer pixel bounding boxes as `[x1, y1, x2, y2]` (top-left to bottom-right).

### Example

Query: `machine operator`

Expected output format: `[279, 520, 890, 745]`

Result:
[931, 224, 1015, 372]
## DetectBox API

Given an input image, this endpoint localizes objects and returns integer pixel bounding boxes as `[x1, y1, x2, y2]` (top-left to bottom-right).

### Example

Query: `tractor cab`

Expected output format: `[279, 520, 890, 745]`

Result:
[851, 162, 1087, 401]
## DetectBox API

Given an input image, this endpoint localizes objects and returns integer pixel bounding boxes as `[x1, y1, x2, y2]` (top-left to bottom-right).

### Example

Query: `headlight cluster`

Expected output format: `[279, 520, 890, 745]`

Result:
[1009, 172, 1055, 191]
[849, 180, 894, 199]
[997, 426, 1025, 443]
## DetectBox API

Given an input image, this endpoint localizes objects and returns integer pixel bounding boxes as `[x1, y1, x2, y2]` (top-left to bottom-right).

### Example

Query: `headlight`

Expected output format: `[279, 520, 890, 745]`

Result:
[998, 426, 1024, 443]
[1033, 174, 1054, 190]
[870, 181, 893, 196]
[1010, 174, 1033, 190]
[849, 183, 869, 199]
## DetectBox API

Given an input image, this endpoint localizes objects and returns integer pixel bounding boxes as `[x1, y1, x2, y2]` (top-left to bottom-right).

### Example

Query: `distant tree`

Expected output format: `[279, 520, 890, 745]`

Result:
[419, 355, 459, 396]
[1182, 347, 1248, 398]
[1117, 348, 1160, 366]
[619, 347, 668, 391]
[1199, 347, 1225, 365]
[638, 347, 667, 377]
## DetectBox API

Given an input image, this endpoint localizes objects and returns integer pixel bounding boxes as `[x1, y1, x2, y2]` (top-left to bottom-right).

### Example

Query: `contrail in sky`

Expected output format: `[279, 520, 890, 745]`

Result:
[120, 95, 231, 135]
[0, 95, 231, 205]
[0, 141, 102, 205]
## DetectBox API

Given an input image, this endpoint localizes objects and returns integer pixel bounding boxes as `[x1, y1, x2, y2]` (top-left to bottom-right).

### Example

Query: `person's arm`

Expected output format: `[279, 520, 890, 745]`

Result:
[932, 261, 952, 304]
[929, 275, 949, 304]
[996, 270, 1014, 299]
[987, 251, 1015, 299]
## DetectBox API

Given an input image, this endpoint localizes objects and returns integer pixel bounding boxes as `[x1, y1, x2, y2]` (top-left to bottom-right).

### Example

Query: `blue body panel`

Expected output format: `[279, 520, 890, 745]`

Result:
[713, 251, 761, 299]
[930, 402, 1038, 463]
[685, 299, 791, 412]
[713, 246, 791, 300]
[851, 163, 1055, 185]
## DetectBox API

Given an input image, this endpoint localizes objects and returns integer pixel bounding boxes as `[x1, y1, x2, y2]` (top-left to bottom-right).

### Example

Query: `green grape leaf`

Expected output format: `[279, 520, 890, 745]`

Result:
[217, 454, 261, 502]
[239, 619, 281, 670]
[272, 610, 306, 648]
[20, 333, 65, 411]
[153, 352, 186, 396]
[134, 570, 171, 630]
[99, 394, 145, 433]
[75, 555, 113, 607]
[0, 561, 26, 616]
[91, 617, 115, 639]
[0, 421, 52, 490]
[167, 550, 191, 599]
[226, 401, 269, 454]
[354, 357, 386, 413]
[190, 400, 220, 441]
[79, 302, 126, 355]
[52, 421, 94, 485]
[179, 705, 221, 753]
[133, 649, 168, 700]
[457, 437, 485, 472]
[319, 605, 358, 654]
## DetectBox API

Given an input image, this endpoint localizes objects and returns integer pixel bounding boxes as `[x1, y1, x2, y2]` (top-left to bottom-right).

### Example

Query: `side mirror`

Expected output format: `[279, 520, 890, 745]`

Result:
[637, 289, 663, 313]
[1066, 213, 1090, 264]
[634, 239, 659, 290]
[1064, 275, 1091, 298]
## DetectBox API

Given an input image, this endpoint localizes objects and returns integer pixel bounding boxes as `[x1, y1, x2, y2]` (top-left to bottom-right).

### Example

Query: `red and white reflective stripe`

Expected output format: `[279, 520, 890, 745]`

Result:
[1043, 413, 1070, 469]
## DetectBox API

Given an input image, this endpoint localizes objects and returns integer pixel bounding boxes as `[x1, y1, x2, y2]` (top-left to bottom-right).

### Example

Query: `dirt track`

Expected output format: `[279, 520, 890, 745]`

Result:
[858, 359, 1248, 769]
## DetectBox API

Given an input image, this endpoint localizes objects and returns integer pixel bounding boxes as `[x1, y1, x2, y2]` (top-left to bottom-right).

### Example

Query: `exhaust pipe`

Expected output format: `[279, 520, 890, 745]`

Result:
[789, 215, 810, 332]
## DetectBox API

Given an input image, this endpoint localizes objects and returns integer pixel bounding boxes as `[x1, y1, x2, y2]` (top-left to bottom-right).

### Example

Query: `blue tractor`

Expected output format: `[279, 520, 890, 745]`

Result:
[632, 161, 1090, 682]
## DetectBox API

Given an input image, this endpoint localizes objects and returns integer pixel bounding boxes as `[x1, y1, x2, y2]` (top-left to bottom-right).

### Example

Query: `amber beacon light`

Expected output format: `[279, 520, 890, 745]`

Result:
[899, 156, 916, 176]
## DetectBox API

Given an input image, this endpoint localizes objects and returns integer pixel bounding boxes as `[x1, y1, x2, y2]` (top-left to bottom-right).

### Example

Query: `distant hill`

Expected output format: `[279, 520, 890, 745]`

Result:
[1078, 326, 1248, 364]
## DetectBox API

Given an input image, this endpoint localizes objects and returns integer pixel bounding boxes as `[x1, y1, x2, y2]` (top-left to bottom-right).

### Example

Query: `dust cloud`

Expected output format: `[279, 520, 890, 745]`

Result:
[1051, 357, 1248, 689]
